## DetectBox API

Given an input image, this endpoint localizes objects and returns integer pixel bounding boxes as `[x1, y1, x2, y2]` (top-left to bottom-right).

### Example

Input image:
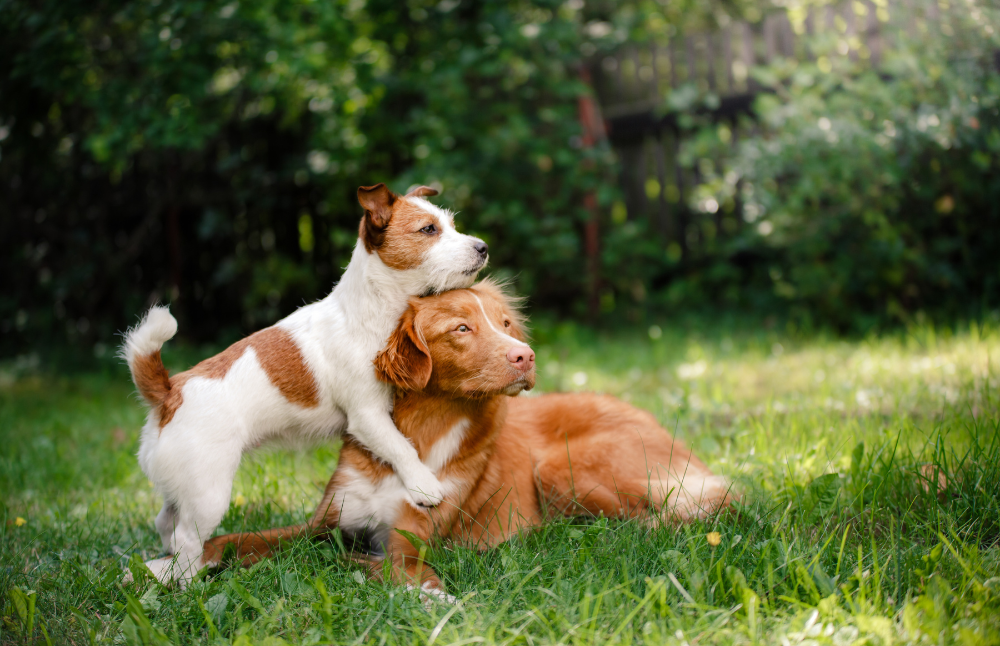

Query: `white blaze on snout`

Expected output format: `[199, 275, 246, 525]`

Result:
[471, 293, 523, 347]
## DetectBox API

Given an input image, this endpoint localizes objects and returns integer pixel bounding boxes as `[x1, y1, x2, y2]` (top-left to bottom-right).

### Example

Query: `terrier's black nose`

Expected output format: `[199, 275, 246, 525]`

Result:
[474, 240, 488, 256]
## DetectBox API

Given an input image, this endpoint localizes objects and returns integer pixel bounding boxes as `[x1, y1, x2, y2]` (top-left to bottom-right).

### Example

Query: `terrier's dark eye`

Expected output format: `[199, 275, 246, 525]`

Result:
[420, 224, 437, 234]
[504, 320, 511, 328]
[457, 324, 470, 332]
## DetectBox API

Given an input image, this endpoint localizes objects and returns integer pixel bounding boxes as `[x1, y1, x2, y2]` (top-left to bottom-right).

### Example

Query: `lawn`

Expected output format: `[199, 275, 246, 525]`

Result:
[2, 316, 999, 645]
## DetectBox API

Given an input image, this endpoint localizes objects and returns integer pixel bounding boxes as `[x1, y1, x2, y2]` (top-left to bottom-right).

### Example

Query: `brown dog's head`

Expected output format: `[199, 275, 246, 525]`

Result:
[374, 279, 535, 398]
[357, 183, 489, 294]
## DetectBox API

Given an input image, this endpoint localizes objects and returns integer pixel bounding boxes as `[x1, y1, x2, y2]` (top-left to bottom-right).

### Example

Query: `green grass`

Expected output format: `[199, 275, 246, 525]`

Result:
[2, 318, 1000, 645]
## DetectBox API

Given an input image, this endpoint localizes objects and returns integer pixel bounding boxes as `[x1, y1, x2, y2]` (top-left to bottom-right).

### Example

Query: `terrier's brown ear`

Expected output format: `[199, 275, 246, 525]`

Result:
[405, 185, 439, 198]
[358, 183, 399, 252]
[373, 307, 432, 391]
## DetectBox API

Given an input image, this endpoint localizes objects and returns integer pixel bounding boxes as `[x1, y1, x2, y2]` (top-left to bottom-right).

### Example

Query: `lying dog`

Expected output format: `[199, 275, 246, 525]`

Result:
[121, 184, 488, 584]
[204, 281, 732, 598]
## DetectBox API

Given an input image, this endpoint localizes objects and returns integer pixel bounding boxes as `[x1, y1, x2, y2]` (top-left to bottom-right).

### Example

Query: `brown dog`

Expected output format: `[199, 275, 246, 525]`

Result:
[205, 280, 732, 598]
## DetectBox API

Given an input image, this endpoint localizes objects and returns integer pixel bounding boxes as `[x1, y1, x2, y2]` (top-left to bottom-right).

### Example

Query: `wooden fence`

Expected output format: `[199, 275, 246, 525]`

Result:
[586, 0, 969, 258]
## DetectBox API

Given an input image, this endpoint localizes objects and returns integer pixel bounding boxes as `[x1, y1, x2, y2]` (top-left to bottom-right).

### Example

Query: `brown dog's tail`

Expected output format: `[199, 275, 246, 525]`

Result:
[203, 524, 315, 568]
[120, 306, 178, 410]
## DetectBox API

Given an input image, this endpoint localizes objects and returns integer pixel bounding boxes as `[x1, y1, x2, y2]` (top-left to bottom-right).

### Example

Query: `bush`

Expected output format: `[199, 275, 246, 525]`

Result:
[0, 0, 622, 353]
[676, 14, 1000, 331]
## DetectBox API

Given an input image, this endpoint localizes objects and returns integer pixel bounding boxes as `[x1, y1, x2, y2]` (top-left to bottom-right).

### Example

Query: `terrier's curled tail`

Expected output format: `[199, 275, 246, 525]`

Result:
[121, 306, 178, 410]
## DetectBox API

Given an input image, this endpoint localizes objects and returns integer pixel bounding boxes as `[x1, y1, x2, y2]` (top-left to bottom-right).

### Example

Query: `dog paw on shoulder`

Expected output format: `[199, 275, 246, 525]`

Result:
[403, 471, 447, 508]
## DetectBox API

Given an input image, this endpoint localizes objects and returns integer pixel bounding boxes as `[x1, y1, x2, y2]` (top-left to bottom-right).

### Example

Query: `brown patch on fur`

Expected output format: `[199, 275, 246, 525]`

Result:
[158, 327, 319, 429]
[246, 328, 321, 408]
[373, 306, 432, 391]
[203, 524, 309, 568]
[406, 186, 439, 198]
[375, 199, 444, 271]
[358, 183, 398, 253]
[131, 350, 172, 408]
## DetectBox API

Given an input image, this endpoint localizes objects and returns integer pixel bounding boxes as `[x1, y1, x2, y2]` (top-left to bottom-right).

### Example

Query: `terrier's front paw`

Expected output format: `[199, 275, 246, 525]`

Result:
[404, 469, 446, 508]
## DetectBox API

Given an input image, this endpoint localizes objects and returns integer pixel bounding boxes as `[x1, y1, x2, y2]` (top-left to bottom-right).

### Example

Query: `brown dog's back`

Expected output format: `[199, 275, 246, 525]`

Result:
[451, 392, 732, 547]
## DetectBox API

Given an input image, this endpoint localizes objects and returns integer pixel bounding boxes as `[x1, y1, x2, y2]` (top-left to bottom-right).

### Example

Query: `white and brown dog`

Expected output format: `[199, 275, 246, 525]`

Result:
[121, 183, 488, 584]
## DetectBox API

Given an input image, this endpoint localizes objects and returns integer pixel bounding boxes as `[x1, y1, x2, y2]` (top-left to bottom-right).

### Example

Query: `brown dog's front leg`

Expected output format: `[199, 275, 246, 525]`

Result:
[386, 503, 445, 592]
[377, 494, 470, 601]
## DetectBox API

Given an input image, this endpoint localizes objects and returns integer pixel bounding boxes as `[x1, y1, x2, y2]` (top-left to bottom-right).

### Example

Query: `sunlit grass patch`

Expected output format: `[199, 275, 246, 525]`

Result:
[1, 321, 999, 644]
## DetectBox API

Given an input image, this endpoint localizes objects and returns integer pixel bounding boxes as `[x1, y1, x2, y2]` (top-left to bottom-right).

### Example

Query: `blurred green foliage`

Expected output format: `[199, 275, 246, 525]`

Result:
[1, 0, 638, 353]
[675, 15, 1000, 332]
[1, 0, 998, 355]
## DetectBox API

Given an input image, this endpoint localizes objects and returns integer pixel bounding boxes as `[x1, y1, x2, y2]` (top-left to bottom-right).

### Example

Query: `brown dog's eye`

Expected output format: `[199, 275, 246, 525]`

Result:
[420, 224, 437, 234]
[457, 324, 470, 333]
[504, 320, 511, 328]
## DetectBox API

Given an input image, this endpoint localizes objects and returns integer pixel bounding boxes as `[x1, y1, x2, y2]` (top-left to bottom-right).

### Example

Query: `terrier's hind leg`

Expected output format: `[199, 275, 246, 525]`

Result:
[155, 501, 178, 553]
[148, 448, 241, 586]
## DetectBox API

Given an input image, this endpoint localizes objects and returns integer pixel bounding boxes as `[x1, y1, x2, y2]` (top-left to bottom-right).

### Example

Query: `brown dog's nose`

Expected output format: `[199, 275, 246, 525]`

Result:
[506, 345, 535, 371]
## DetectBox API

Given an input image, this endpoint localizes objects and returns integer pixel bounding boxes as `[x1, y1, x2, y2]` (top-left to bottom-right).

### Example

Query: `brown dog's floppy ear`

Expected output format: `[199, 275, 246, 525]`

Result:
[373, 307, 432, 391]
[405, 185, 439, 198]
[358, 183, 399, 252]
